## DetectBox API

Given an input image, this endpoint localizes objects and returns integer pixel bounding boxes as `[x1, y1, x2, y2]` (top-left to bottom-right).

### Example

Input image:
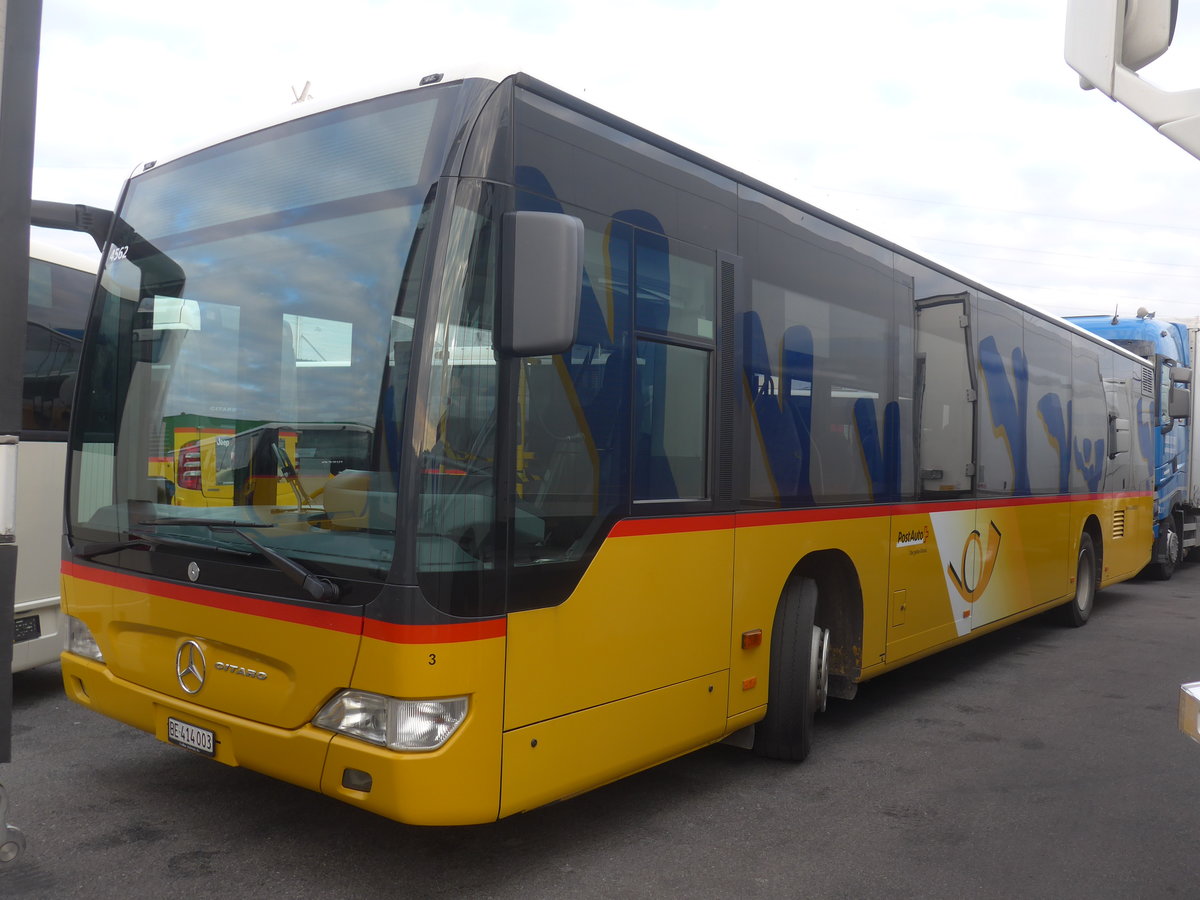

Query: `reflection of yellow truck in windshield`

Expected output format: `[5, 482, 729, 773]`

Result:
[154, 415, 373, 510]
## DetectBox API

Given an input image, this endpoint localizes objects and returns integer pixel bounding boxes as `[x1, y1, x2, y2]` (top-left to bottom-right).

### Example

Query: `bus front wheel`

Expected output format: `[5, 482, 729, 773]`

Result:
[755, 577, 830, 761]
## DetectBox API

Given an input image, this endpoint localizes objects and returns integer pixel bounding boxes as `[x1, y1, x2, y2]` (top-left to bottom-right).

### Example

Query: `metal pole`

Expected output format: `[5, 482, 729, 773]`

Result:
[0, 0, 44, 864]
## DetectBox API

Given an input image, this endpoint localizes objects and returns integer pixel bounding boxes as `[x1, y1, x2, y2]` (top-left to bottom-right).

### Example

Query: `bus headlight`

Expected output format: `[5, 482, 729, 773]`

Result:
[66, 616, 104, 663]
[314, 690, 468, 752]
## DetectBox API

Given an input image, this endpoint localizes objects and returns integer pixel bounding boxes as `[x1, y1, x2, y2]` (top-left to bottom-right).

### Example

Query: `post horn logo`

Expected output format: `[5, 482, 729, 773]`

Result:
[176, 640, 207, 694]
[947, 521, 1002, 604]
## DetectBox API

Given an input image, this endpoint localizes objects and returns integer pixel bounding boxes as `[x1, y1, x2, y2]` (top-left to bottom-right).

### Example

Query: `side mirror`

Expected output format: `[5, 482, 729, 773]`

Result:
[1065, 0, 1200, 160]
[1119, 0, 1177, 72]
[1066, 0, 1177, 93]
[499, 211, 583, 357]
[1169, 385, 1192, 420]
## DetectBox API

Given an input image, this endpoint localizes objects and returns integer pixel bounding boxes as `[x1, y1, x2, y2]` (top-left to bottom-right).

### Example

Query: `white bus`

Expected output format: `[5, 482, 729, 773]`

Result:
[12, 239, 95, 672]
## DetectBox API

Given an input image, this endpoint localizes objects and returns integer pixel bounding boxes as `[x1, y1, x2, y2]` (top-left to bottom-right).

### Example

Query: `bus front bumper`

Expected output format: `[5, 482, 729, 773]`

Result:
[60, 653, 503, 825]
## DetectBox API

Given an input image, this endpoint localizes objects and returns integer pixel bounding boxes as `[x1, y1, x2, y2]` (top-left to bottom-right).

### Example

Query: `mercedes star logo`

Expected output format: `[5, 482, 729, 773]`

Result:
[176, 640, 206, 694]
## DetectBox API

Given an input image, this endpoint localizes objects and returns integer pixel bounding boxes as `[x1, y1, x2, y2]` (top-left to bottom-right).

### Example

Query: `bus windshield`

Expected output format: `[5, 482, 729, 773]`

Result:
[68, 86, 458, 581]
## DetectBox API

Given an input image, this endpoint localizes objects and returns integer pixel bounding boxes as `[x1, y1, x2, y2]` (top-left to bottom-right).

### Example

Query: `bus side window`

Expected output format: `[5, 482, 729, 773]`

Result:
[24, 258, 92, 435]
[916, 296, 974, 498]
[632, 234, 714, 502]
[634, 341, 709, 501]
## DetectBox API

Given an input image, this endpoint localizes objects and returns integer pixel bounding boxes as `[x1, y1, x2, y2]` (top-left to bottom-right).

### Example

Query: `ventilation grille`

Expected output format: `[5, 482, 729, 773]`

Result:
[1141, 366, 1155, 398]
[1112, 508, 1126, 540]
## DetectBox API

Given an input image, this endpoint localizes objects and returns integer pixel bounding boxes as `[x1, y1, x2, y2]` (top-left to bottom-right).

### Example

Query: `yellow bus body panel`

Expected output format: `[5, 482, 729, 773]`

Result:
[501, 523, 734, 813]
[729, 511, 892, 716]
[504, 524, 734, 731]
[1086, 496, 1151, 585]
[62, 654, 333, 791]
[61, 567, 509, 825]
[60, 490, 1150, 825]
[727, 493, 1151, 697]
[61, 566, 359, 728]
[321, 634, 506, 825]
[500, 670, 729, 818]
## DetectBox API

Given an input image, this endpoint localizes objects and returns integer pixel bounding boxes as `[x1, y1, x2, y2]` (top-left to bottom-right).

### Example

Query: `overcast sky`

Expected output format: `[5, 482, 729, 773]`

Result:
[29, 0, 1200, 321]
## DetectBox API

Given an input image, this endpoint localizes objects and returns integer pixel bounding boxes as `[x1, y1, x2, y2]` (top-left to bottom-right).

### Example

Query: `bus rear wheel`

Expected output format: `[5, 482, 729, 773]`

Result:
[1061, 533, 1097, 627]
[755, 577, 830, 761]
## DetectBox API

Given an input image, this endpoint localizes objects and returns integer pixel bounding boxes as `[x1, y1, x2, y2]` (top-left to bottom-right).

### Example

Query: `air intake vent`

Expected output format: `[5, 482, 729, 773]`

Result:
[1112, 508, 1126, 540]
[1141, 366, 1154, 397]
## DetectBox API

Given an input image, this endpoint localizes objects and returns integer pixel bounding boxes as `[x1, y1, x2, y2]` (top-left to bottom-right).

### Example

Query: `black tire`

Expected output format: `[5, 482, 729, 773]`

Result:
[755, 577, 829, 761]
[1061, 533, 1097, 627]
[1149, 515, 1182, 581]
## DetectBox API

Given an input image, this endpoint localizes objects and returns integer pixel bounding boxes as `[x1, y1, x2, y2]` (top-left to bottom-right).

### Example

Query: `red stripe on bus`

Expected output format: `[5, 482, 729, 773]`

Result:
[609, 491, 1152, 536]
[609, 515, 737, 537]
[61, 560, 362, 634]
[62, 560, 505, 644]
[362, 617, 507, 644]
[61, 561, 504, 644]
[736, 507, 892, 528]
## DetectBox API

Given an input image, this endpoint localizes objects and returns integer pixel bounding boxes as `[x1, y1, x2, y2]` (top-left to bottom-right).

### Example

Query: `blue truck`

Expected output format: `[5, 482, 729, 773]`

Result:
[1069, 311, 1197, 579]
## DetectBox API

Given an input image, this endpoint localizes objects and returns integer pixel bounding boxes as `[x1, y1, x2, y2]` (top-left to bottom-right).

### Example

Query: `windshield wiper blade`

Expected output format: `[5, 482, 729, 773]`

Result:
[72, 537, 153, 560]
[139, 518, 339, 602]
[71, 530, 253, 560]
[147, 517, 274, 528]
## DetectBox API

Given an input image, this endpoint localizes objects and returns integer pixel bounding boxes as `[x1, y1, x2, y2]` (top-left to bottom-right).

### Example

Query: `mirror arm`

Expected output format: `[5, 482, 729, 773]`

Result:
[30, 200, 113, 251]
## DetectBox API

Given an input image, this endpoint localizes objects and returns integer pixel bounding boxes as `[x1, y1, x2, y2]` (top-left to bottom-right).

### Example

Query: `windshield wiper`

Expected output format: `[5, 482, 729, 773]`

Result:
[71, 530, 252, 560]
[150, 517, 273, 528]
[72, 537, 153, 560]
[141, 517, 340, 603]
[224, 526, 341, 603]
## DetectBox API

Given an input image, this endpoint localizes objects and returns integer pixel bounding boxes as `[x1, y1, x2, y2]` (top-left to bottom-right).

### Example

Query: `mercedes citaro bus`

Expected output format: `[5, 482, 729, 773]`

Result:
[49, 69, 1152, 824]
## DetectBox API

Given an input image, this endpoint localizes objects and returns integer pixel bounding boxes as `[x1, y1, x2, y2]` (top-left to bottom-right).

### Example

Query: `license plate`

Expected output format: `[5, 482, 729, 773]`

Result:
[13, 615, 41, 644]
[167, 717, 216, 757]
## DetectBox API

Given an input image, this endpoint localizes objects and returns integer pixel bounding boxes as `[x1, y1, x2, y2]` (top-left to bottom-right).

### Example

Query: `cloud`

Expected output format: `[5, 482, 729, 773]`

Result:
[31, 0, 1200, 321]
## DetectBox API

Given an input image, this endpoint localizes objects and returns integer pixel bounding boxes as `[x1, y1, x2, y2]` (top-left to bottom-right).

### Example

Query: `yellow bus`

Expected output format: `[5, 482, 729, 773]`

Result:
[57, 69, 1153, 824]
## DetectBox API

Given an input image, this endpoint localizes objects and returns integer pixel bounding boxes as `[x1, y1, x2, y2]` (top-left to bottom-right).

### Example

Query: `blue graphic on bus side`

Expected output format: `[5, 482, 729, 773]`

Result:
[979, 334, 1111, 494]
[978, 336, 1032, 496]
[743, 310, 899, 504]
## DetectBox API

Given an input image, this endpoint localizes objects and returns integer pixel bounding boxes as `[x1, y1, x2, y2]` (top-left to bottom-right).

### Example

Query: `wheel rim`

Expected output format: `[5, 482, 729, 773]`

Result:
[1167, 527, 1181, 565]
[810, 626, 830, 713]
[1076, 548, 1094, 612]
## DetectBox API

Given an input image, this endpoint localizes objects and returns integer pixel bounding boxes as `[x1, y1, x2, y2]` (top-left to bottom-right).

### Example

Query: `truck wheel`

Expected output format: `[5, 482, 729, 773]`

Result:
[755, 577, 830, 761]
[1061, 533, 1096, 627]
[1150, 517, 1181, 581]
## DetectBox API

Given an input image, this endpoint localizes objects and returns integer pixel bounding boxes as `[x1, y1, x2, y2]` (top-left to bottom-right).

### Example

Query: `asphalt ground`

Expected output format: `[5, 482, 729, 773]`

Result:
[1, 563, 1198, 898]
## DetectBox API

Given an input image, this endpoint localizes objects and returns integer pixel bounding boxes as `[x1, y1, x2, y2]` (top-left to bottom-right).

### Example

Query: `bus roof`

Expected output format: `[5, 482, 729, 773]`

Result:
[119, 68, 1146, 370]
[29, 236, 97, 274]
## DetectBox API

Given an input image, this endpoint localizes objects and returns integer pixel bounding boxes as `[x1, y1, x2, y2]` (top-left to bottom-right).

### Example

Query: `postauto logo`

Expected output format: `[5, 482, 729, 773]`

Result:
[896, 525, 929, 548]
